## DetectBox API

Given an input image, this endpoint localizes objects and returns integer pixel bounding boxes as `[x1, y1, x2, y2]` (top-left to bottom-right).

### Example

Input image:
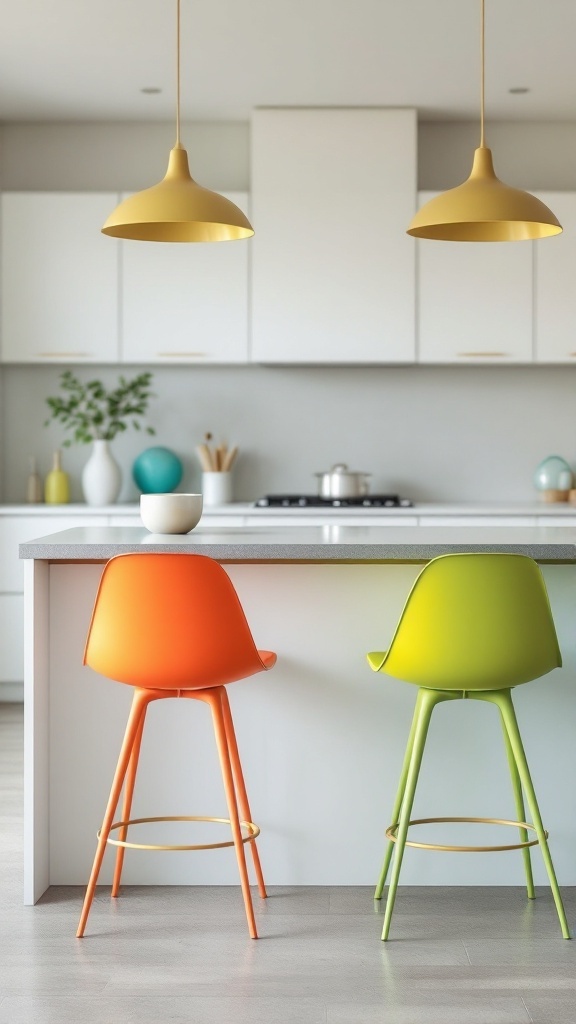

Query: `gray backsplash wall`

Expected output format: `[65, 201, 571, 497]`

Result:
[2, 118, 576, 505]
[4, 363, 576, 504]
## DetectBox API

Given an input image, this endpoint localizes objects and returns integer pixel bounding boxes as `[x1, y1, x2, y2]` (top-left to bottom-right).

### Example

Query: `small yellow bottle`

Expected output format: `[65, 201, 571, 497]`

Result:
[44, 450, 70, 505]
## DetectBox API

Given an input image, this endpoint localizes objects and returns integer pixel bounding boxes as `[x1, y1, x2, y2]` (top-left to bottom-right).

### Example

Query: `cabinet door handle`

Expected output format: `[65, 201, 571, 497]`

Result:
[156, 352, 207, 358]
[457, 351, 508, 358]
[35, 352, 91, 358]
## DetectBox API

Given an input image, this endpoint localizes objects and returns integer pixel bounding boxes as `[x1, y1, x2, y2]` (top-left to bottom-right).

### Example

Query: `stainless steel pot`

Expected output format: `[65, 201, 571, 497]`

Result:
[315, 463, 371, 499]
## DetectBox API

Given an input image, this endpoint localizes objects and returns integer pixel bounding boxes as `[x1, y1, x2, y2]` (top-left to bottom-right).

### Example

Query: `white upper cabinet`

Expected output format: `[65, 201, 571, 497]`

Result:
[417, 192, 534, 364]
[534, 192, 576, 363]
[121, 192, 250, 364]
[251, 109, 417, 364]
[1, 193, 120, 363]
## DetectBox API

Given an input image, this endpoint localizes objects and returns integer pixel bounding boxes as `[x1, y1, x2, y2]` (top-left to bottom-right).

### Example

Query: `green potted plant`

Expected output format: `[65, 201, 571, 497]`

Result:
[45, 370, 156, 506]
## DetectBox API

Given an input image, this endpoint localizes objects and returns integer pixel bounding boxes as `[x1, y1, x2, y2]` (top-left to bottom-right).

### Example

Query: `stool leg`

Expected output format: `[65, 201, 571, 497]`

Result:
[499, 709, 535, 900]
[220, 689, 267, 899]
[496, 690, 571, 940]
[375, 699, 419, 900]
[207, 688, 258, 939]
[382, 688, 438, 941]
[111, 704, 147, 898]
[76, 690, 149, 938]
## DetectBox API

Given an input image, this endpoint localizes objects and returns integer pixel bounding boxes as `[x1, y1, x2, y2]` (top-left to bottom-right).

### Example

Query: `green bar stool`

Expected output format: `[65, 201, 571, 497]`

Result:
[367, 552, 571, 941]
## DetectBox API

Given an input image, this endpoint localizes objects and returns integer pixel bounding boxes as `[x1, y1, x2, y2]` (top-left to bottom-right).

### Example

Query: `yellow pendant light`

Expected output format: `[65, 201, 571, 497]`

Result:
[102, 0, 253, 243]
[407, 0, 561, 242]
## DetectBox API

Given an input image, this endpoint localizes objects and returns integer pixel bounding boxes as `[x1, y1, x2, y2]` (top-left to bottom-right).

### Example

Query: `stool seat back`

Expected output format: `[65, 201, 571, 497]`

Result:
[372, 553, 561, 690]
[84, 553, 268, 689]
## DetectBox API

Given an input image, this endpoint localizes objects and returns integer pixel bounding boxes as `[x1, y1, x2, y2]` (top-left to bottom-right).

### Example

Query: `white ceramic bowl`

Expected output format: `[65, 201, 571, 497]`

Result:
[140, 493, 203, 534]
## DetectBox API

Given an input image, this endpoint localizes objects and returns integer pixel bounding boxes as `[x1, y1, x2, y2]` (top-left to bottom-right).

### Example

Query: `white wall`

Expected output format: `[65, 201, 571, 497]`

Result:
[419, 121, 576, 190]
[5, 362, 576, 504]
[0, 122, 249, 191]
[3, 118, 576, 193]
[2, 118, 576, 504]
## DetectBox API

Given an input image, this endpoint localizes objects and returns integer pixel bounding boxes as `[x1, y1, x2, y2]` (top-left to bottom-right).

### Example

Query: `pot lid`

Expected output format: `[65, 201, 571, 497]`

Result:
[315, 463, 370, 476]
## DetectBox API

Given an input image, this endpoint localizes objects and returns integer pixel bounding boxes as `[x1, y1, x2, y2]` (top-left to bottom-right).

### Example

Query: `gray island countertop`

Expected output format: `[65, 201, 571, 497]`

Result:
[19, 524, 576, 562]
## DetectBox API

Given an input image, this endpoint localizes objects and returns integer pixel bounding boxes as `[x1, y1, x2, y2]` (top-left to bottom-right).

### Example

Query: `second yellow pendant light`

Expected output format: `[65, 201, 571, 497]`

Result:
[408, 0, 561, 242]
[102, 0, 253, 243]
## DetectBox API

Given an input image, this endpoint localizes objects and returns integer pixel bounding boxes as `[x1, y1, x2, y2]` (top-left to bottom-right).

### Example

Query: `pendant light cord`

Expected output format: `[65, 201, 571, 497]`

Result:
[480, 0, 485, 147]
[175, 0, 181, 147]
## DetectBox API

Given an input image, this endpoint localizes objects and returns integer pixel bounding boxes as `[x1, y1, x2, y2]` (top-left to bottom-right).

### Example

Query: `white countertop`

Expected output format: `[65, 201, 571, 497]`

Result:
[4, 501, 576, 517]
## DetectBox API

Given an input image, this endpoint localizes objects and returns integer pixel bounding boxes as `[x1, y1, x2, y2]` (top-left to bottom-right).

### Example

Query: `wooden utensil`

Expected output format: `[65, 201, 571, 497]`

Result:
[222, 446, 238, 472]
[195, 444, 214, 472]
[196, 434, 238, 472]
[215, 444, 227, 471]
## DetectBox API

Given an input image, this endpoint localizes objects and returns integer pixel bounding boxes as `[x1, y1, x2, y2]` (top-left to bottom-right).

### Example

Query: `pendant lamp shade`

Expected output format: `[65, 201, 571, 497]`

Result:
[408, 0, 561, 242]
[102, 147, 253, 242]
[408, 147, 562, 242]
[102, 1, 253, 243]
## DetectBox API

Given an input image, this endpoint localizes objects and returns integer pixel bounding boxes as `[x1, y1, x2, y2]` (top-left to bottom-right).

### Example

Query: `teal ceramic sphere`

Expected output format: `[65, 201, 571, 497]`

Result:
[132, 447, 183, 494]
[533, 455, 572, 492]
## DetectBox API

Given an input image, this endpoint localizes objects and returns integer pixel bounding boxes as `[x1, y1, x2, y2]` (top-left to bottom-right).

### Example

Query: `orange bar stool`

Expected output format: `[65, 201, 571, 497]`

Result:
[76, 552, 276, 939]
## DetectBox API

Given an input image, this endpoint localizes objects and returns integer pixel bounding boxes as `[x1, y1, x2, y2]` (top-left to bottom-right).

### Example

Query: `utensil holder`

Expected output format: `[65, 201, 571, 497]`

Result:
[202, 471, 232, 506]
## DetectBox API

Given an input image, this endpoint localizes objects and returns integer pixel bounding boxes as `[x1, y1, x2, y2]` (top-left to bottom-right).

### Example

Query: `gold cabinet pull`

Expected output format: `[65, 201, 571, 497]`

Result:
[457, 351, 507, 358]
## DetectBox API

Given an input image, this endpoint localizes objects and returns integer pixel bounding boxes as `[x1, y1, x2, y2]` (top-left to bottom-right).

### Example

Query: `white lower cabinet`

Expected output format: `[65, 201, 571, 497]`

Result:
[244, 515, 418, 527]
[536, 516, 576, 526]
[0, 515, 107, 687]
[0, 595, 23, 682]
[198, 517, 245, 527]
[421, 516, 537, 527]
[0, 515, 107, 592]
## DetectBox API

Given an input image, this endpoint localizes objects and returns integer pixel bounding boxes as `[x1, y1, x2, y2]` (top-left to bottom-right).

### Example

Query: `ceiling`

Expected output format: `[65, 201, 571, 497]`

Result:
[1, 1, 575, 124]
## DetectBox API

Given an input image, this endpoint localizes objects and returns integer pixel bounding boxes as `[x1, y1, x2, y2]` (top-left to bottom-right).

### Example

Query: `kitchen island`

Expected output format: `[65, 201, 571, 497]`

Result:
[21, 525, 576, 903]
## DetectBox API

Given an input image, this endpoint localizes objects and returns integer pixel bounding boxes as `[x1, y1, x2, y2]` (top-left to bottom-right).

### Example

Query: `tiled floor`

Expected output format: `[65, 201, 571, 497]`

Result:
[0, 703, 574, 1023]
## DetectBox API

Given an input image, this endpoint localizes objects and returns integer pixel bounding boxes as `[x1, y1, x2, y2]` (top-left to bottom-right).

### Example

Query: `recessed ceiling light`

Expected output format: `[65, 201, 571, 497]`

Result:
[509, 87, 530, 95]
[141, 87, 162, 95]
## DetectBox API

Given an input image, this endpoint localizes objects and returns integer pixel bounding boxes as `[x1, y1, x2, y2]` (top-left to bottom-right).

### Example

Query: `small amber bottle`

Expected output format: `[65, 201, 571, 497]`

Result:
[26, 457, 43, 504]
[44, 450, 70, 505]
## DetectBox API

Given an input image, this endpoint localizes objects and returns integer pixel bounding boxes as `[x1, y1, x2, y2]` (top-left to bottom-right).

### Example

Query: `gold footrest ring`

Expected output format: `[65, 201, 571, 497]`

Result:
[98, 815, 260, 852]
[385, 816, 546, 853]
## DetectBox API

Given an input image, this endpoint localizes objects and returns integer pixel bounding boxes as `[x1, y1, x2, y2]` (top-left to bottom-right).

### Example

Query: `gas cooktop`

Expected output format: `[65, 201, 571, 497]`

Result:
[254, 495, 413, 508]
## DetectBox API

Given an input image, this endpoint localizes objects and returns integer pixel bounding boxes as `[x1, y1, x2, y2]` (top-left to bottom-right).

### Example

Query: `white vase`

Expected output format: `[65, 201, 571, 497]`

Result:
[82, 440, 122, 506]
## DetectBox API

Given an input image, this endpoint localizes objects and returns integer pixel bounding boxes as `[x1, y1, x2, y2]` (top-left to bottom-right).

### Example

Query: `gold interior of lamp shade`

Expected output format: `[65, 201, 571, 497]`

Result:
[408, 147, 562, 242]
[102, 146, 253, 242]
